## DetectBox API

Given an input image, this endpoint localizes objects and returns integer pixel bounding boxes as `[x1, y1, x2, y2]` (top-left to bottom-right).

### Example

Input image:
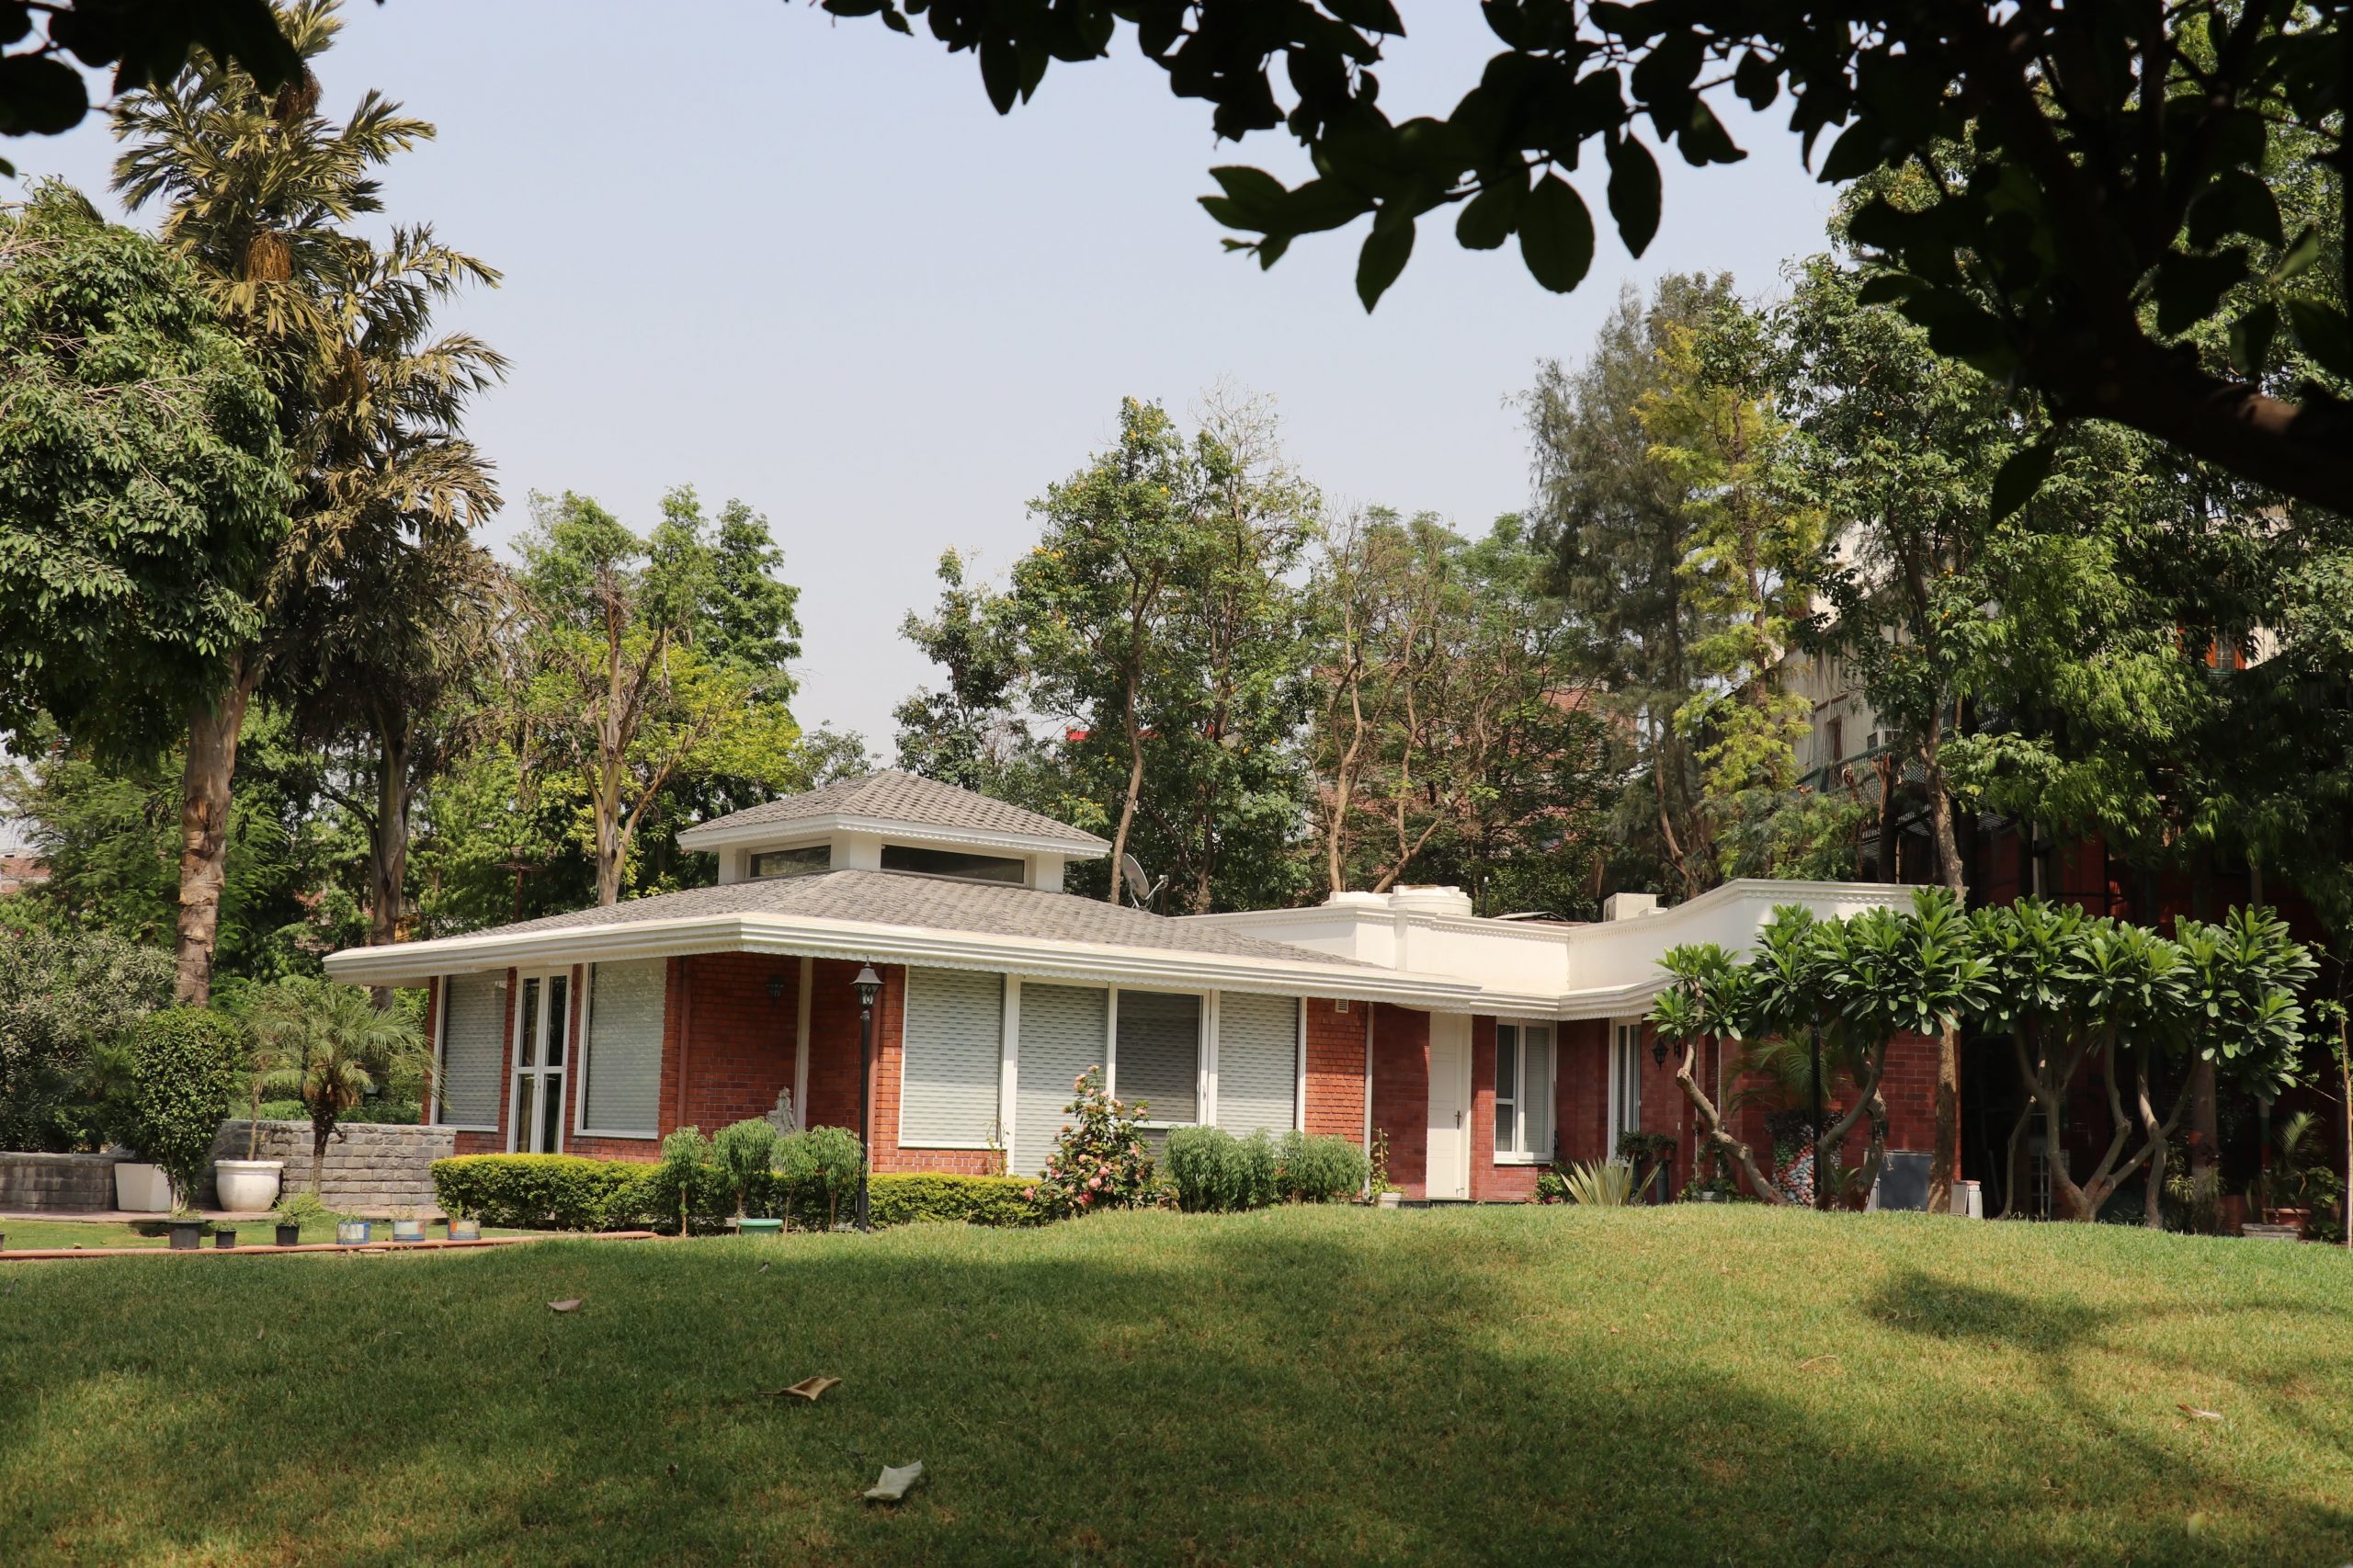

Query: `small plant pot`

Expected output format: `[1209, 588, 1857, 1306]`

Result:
[391, 1219, 426, 1244]
[1376, 1191, 1402, 1210]
[213, 1159, 283, 1211]
[335, 1220, 372, 1245]
[274, 1223, 301, 1247]
[167, 1220, 204, 1250]
[737, 1217, 784, 1236]
[446, 1219, 482, 1242]
[214, 1227, 238, 1248]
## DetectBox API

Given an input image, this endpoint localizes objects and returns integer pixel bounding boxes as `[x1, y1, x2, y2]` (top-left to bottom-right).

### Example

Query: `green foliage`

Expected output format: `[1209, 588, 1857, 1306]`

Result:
[863, 1173, 1047, 1229]
[238, 979, 432, 1189]
[1029, 1069, 1155, 1218]
[1562, 1160, 1638, 1207]
[776, 1126, 866, 1231]
[1273, 1131, 1369, 1204]
[0, 922, 174, 1151]
[122, 1007, 245, 1209]
[710, 1118, 778, 1217]
[0, 182, 289, 750]
[430, 1154, 649, 1233]
[427, 1154, 1041, 1233]
[653, 1127, 714, 1233]
[1165, 1125, 1278, 1213]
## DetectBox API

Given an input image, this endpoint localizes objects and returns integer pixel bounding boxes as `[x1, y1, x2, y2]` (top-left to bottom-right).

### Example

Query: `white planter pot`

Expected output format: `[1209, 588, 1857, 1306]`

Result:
[114, 1162, 174, 1213]
[214, 1159, 283, 1211]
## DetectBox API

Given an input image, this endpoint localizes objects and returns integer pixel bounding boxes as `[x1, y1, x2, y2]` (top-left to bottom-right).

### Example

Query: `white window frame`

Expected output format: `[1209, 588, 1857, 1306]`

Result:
[1493, 1018, 1557, 1165]
[573, 960, 662, 1142]
[1608, 1018, 1645, 1148]
[507, 968, 572, 1155]
[430, 973, 499, 1133]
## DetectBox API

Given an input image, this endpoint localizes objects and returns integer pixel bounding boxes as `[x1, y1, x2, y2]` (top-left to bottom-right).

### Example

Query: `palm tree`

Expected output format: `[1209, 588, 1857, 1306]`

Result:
[244, 978, 433, 1193]
[112, 0, 504, 1003]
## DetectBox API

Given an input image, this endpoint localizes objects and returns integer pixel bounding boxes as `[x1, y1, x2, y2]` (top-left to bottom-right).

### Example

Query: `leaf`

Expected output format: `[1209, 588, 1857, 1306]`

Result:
[1518, 174, 1595, 294]
[2154, 249, 2249, 338]
[2177, 1403, 2223, 1421]
[1454, 179, 1519, 251]
[1323, 0, 1404, 32]
[863, 1460, 925, 1502]
[1991, 439, 2056, 522]
[2269, 226, 2324, 285]
[1675, 97, 1744, 166]
[2282, 296, 2353, 381]
[1207, 165, 1289, 227]
[1733, 49, 1779, 110]
[1817, 117, 1886, 183]
[547, 1297, 583, 1313]
[1605, 134, 1661, 257]
[0, 54, 90, 136]
[1856, 272, 1920, 306]
[2186, 168, 2283, 250]
[1355, 213, 1414, 311]
[767, 1375, 841, 1402]
[978, 35, 1018, 114]
[2227, 302, 2278, 380]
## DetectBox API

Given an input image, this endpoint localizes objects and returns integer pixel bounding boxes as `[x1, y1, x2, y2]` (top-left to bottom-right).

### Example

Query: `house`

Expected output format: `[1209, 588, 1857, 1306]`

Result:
[322, 772, 1925, 1199]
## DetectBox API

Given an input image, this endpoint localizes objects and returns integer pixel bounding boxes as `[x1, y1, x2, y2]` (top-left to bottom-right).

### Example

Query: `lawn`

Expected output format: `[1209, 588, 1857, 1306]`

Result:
[2, 1206, 2347, 1566]
[0, 1216, 538, 1252]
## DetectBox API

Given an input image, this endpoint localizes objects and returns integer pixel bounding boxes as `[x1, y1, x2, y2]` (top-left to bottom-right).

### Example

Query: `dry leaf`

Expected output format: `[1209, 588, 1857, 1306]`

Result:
[863, 1460, 924, 1503]
[547, 1298, 583, 1314]
[2177, 1403, 2222, 1422]
[765, 1376, 840, 1403]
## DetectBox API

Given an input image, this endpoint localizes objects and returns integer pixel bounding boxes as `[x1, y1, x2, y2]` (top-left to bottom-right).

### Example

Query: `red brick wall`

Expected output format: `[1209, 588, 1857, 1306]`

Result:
[866, 962, 1005, 1176]
[1369, 1004, 1429, 1199]
[1470, 1016, 1544, 1201]
[1302, 999, 1367, 1144]
[1557, 1018, 1610, 1165]
[671, 953, 801, 1133]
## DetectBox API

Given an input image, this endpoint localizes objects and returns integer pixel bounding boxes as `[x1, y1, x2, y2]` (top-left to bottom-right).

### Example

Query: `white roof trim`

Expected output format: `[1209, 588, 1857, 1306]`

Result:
[323, 910, 1489, 1010]
[676, 813, 1106, 859]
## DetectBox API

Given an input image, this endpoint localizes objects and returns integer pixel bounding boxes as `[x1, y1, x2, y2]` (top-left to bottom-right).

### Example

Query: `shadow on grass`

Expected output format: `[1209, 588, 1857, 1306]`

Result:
[1, 1213, 2349, 1566]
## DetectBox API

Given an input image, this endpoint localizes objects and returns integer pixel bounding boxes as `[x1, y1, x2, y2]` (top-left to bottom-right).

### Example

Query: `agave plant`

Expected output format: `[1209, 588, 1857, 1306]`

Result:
[1561, 1160, 1637, 1207]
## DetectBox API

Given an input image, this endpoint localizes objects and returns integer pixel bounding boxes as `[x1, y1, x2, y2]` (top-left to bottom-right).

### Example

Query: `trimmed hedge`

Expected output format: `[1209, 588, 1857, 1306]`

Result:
[430, 1153, 1048, 1233]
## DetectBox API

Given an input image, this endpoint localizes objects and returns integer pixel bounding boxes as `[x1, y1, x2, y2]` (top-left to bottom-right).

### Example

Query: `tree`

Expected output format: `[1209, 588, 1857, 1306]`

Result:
[517, 488, 803, 906]
[0, 183, 290, 755]
[114, 0, 503, 1002]
[241, 975, 431, 1192]
[835, 2, 2353, 512]
[0, 0, 297, 169]
[894, 548, 1035, 794]
[0, 925, 174, 1153]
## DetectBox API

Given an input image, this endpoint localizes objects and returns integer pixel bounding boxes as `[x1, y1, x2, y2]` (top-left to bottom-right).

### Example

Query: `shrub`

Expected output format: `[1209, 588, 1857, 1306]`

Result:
[1563, 1159, 1637, 1206]
[123, 1006, 244, 1210]
[431, 1154, 650, 1231]
[775, 1125, 866, 1230]
[1274, 1131, 1369, 1203]
[867, 1173, 1048, 1227]
[653, 1127, 714, 1233]
[1165, 1125, 1277, 1212]
[712, 1118, 779, 1217]
[0, 925, 173, 1152]
[1031, 1068, 1155, 1218]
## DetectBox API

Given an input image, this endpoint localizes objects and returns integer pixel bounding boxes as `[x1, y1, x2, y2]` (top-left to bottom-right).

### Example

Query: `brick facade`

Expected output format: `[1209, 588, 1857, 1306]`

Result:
[1368, 1004, 1430, 1198]
[1302, 998, 1368, 1144]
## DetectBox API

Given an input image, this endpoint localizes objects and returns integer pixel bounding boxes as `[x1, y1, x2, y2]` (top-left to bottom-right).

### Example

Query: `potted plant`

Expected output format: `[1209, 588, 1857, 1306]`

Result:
[120, 1007, 244, 1219]
[272, 1189, 324, 1246]
[213, 1225, 238, 1248]
[441, 1197, 481, 1243]
[335, 1217, 373, 1245]
[212, 1016, 290, 1211]
[391, 1209, 426, 1244]
[166, 1216, 205, 1249]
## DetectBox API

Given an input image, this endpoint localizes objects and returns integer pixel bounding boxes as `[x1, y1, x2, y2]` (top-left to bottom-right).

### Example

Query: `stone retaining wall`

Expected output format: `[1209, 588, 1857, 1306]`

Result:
[0, 1151, 121, 1210]
[208, 1120, 453, 1214]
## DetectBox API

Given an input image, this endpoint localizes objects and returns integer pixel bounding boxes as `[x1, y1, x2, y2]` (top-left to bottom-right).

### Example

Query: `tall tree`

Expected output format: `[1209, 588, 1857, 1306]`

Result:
[113, 0, 501, 1001]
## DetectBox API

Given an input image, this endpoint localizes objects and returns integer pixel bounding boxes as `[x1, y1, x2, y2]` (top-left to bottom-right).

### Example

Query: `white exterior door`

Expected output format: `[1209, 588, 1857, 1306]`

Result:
[1426, 1014, 1472, 1199]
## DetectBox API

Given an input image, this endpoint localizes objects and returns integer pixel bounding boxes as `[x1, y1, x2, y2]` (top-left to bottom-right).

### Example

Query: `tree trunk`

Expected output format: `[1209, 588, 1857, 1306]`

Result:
[310, 1115, 332, 1195]
[174, 662, 257, 1005]
[1923, 731, 1966, 1218]
[1106, 658, 1145, 905]
[1668, 1038, 1790, 1204]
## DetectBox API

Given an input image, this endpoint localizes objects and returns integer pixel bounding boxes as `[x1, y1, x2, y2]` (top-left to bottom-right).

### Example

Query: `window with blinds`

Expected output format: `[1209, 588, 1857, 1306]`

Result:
[1216, 993, 1298, 1137]
[900, 967, 1003, 1149]
[438, 972, 505, 1131]
[581, 959, 665, 1136]
[1116, 990, 1200, 1125]
[1495, 1021, 1555, 1161]
[1013, 983, 1108, 1176]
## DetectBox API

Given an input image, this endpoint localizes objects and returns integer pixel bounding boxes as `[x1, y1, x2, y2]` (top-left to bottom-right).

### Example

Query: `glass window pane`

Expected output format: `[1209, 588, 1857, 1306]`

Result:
[518, 979, 540, 1068]
[1495, 1029, 1517, 1101]
[1495, 1096, 1515, 1153]
[540, 1073, 563, 1152]
[750, 845, 829, 879]
[546, 976, 569, 1066]
[1526, 1037, 1553, 1159]
[1114, 990, 1199, 1123]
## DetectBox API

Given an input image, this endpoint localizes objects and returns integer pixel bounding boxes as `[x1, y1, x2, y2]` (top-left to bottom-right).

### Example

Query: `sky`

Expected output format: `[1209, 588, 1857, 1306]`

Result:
[12, 0, 1837, 747]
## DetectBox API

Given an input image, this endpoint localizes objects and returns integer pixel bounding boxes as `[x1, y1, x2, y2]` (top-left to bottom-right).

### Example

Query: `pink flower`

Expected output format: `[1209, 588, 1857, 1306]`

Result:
[1088, 1175, 1102, 1189]
[1022, 1187, 1036, 1200]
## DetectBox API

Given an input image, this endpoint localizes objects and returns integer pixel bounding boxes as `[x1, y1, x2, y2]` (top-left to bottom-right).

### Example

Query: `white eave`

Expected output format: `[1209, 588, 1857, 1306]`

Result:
[321, 910, 1488, 1011]
[674, 812, 1107, 859]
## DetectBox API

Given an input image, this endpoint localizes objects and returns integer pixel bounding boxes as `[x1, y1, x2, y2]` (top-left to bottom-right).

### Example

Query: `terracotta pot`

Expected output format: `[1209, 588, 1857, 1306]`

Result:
[2267, 1207, 2312, 1233]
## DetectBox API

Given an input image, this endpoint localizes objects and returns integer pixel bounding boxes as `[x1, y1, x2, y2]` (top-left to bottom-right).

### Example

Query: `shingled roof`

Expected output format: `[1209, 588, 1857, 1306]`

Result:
[465, 869, 1358, 967]
[681, 770, 1108, 852]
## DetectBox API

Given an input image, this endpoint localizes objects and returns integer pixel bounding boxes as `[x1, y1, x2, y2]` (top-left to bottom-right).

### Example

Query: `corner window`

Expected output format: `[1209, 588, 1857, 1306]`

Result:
[1495, 1022, 1554, 1161]
[880, 844, 1026, 883]
[750, 845, 829, 879]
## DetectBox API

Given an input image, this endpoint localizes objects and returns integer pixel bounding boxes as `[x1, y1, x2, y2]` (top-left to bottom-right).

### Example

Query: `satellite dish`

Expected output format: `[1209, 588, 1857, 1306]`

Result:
[1120, 852, 1167, 911]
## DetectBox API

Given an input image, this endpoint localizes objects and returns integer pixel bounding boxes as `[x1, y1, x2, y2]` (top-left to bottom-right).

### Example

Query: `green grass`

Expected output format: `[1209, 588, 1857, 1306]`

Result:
[2, 1206, 2348, 1566]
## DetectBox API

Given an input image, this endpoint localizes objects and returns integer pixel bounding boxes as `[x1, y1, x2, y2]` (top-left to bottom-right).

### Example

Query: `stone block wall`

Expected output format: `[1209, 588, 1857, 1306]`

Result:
[208, 1120, 454, 1214]
[0, 1151, 122, 1211]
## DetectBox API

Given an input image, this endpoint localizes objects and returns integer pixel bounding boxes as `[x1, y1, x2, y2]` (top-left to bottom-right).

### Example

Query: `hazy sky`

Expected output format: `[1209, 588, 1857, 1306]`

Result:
[14, 0, 1836, 745]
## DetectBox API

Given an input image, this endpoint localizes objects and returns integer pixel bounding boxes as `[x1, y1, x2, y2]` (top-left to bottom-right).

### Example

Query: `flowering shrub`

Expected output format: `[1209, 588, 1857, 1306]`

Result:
[1026, 1068, 1155, 1219]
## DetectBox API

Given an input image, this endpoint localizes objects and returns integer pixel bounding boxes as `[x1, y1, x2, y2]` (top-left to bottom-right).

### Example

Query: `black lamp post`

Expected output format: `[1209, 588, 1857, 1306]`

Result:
[852, 963, 881, 1233]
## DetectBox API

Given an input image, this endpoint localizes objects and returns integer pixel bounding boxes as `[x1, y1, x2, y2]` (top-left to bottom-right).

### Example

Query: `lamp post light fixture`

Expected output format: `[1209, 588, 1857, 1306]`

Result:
[852, 963, 882, 1233]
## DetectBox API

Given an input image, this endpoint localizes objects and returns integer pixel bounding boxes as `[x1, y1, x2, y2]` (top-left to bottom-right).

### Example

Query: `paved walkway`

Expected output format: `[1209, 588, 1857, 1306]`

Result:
[0, 1208, 277, 1224]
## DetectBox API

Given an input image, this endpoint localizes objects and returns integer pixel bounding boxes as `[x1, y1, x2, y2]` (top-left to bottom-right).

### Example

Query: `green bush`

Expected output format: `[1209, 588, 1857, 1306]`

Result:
[712, 1118, 779, 1216]
[1165, 1125, 1277, 1212]
[0, 925, 174, 1153]
[867, 1173, 1048, 1227]
[778, 1125, 866, 1229]
[124, 1006, 244, 1210]
[1033, 1068, 1155, 1217]
[1274, 1130, 1370, 1203]
[428, 1153, 1042, 1233]
[430, 1154, 650, 1231]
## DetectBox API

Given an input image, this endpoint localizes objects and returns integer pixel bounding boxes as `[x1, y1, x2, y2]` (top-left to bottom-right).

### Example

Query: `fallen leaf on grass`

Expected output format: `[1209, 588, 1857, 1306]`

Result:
[2177, 1403, 2222, 1422]
[863, 1460, 923, 1503]
[547, 1298, 583, 1314]
[1799, 1354, 1840, 1370]
[763, 1377, 840, 1403]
